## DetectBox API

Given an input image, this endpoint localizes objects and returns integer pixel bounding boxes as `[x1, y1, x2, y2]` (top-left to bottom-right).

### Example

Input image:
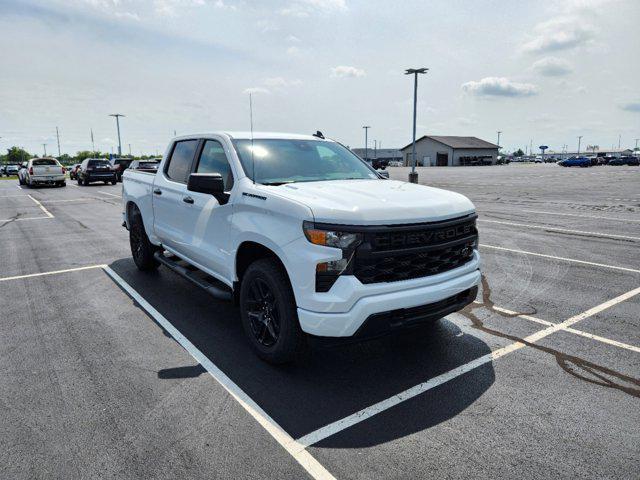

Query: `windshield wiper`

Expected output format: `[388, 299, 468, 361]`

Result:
[261, 181, 294, 186]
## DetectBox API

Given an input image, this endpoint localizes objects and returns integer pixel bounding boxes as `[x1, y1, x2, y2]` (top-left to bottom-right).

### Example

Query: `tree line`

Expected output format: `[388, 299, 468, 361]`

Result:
[1, 146, 158, 165]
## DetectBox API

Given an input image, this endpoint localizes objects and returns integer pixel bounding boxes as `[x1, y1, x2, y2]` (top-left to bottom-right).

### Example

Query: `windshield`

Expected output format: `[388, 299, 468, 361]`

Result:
[232, 139, 379, 185]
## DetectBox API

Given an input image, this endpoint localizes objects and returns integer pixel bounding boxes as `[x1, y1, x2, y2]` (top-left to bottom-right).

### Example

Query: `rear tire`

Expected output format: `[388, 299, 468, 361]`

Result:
[111, 180, 117, 185]
[129, 208, 160, 271]
[239, 258, 306, 364]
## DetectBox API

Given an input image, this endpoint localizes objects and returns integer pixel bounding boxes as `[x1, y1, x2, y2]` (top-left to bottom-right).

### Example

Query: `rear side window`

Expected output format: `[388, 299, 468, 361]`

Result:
[196, 140, 234, 191]
[166, 140, 198, 183]
[33, 159, 58, 166]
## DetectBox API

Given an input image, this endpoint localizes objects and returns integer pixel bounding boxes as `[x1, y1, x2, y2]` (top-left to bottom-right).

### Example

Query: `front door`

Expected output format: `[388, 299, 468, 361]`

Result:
[180, 138, 236, 281]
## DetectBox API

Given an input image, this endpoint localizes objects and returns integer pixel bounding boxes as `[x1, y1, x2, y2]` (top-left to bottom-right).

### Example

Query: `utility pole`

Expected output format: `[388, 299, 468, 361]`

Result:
[56, 126, 61, 157]
[174, 130, 177, 137]
[496, 131, 502, 150]
[529, 139, 533, 158]
[634, 138, 639, 150]
[577, 135, 583, 155]
[405, 67, 428, 183]
[91, 128, 96, 155]
[42, 143, 47, 156]
[373, 140, 377, 159]
[362, 126, 370, 163]
[109, 113, 125, 156]
[128, 144, 132, 156]
[618, 134, 621, 149]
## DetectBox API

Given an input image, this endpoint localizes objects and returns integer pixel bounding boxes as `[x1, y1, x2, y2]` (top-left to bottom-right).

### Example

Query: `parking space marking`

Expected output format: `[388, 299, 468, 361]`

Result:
[296, 287, 640, 448]
[487, 304, 640, 354]
[27, 194, 54, 218]
[97, 190, 121, 198]
[0, 264, 107, 282]
[0, 216, 52, 223]
[41, 198, 100, 204]
[103, 266, 335, 480]
[478, 219, 640, 242]
[522, 210, 640, 224]
[0, 194, 30, 198]
[480, 244, 640, 274]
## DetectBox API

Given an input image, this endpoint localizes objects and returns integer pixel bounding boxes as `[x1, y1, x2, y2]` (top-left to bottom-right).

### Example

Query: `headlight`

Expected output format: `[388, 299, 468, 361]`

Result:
[302, 221, 362, 249]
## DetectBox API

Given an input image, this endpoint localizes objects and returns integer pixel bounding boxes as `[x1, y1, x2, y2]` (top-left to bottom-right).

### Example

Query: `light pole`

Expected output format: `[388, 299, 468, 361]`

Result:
[496, 131, 502, 150]
[91, 128, 96, 156]
[56, 126, 61, 157]
[42, 143, 47, 156]
[577, 135, 583, 155]
[109, 113, 125, 156]
[405, 67, 428, 183]
[618, 134, 621, 149]
[635, 138, 639, 150]
[362, 126, 370, 163]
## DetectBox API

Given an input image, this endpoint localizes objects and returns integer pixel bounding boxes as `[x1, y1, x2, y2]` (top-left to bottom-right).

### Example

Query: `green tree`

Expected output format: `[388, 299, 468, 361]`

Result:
[4, 146, 32, 164]
[513, 148, 524, 157]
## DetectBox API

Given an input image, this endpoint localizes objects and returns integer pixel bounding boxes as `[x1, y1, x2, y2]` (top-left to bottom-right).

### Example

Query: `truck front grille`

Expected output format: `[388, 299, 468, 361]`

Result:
[352, 215, 477, 284]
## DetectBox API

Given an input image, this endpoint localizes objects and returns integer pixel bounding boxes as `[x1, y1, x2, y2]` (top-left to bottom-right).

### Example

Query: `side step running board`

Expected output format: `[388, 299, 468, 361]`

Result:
[153, 251, 233, 301]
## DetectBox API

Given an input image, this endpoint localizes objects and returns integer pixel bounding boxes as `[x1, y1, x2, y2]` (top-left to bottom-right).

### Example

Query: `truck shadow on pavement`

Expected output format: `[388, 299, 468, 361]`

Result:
[108, 258, 495, 448]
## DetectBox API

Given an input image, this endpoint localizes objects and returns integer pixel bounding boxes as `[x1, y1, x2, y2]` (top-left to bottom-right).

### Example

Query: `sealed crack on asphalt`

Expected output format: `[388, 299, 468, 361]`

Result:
[462, 276, 640, 398]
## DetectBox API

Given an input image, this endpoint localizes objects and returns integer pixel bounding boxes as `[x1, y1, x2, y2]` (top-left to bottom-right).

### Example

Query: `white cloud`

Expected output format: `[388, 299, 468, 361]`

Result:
[522, 17, 596, 53]
[263, 77, 302, 87]
[286, 46, 301, 56]
[330, 65, 365, 78]
[280, 0, 347, 17]
[620, 102, 640, 112]
[532, 57, 573, 76]
[462, 77, 538, 97]
[242, 87, 270, 95]
[286, 34, 301, 43]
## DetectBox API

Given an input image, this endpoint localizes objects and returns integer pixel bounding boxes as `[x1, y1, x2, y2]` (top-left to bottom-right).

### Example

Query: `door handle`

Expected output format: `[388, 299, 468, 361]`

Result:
[153, 188, 162, 195]
[182, 196, 194, 204]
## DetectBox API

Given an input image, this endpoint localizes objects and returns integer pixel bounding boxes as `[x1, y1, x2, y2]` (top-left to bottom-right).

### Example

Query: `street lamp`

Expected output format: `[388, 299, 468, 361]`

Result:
[362, 126, 371, 163]
[496, 131, 502, 149]
[109, 113, 125, 156]
[405, 67, 428, 183]
[577, 135, 583, 155]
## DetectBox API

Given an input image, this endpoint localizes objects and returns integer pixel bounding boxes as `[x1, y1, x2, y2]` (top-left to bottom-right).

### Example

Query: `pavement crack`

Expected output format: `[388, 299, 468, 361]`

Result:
[461, 275, 640, 398]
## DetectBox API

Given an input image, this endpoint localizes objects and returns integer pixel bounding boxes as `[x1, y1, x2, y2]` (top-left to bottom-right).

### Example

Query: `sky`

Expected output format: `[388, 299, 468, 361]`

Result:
[1, 0, 639, 156]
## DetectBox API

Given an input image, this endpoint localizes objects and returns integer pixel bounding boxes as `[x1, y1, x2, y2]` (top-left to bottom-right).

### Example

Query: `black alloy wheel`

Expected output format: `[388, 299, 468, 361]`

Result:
[245, 278, 281, 347]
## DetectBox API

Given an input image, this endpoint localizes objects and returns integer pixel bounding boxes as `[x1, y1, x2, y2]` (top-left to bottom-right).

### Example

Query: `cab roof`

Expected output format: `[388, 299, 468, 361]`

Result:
[172, 132, 329, 142]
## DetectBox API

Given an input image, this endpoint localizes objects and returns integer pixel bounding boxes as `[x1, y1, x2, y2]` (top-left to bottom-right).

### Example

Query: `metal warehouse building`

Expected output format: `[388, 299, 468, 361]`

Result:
[400, 135, 499, 166]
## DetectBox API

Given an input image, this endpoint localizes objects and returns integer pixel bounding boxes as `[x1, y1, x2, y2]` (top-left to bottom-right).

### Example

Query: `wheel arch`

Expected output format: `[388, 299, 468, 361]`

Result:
[234, 241, 292, 305]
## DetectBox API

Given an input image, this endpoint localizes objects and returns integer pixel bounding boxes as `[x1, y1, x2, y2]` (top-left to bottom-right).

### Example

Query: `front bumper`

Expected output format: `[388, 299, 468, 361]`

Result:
[297, 266, 480, 337]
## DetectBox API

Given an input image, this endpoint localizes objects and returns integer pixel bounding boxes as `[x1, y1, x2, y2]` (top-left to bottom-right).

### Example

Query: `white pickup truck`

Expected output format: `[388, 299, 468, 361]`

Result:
[18, 158, 66, 187]
[122, 132, 480, 363]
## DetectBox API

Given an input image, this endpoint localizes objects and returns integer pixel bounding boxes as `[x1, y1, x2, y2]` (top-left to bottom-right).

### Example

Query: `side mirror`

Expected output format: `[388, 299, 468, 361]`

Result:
[187, 173, 228, 204]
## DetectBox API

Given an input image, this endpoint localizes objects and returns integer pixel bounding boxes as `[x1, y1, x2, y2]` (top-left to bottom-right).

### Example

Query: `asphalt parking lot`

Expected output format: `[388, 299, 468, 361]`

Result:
[1, 164, 639, 479]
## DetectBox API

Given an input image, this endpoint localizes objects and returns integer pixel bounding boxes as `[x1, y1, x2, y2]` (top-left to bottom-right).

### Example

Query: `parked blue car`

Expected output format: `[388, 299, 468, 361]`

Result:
[558, 156, 591, 167]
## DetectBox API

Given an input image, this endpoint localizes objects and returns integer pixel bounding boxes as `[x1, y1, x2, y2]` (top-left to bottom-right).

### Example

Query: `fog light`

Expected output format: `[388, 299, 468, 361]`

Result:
[316, 258, 348, 273]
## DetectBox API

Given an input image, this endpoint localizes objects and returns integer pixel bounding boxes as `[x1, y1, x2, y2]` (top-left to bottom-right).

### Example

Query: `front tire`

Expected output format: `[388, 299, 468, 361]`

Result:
[240, 258, 306, 364]
[129, 209, 159, 271]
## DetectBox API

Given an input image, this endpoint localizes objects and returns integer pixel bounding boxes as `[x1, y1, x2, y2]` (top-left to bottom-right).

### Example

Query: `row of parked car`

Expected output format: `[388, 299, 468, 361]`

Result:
[558, 156, 640, 167]
[67, 158, 160, 185]
[1, 157, 160, 187]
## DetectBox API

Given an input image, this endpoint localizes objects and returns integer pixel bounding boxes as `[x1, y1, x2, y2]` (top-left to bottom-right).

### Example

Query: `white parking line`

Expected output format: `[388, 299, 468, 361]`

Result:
[488, 304, 640, 354]
[480, 244, 640, 274]
[97, 190, 121, 198]
[0, 264, 107, 282]
[522, 210, 640, 224]
[103, 266, 335, 480]
[27, 194, 54, 218]
[478, 219, 640, 242]
[295, 287, 640, 448]
[41, 198, 97, 204]
[0, 216, 52, 223]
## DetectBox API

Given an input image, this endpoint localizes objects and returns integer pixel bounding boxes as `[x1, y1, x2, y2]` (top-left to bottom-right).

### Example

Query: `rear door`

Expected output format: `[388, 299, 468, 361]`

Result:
[152, 139, 200, 251]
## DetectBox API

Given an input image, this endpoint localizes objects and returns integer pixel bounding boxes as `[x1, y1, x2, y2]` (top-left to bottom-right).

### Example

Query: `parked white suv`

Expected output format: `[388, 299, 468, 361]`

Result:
[19, 158, 66, 187]
[122, 132, 480, 363]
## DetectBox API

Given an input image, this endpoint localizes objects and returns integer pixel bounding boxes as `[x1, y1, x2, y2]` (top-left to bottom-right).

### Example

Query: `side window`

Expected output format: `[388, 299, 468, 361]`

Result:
[196, 140, 234, 191]
[166, 140, 198, 183]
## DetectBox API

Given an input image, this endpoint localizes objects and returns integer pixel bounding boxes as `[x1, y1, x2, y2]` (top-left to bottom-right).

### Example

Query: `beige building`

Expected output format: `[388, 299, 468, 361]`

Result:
[400, 135, 499, 166]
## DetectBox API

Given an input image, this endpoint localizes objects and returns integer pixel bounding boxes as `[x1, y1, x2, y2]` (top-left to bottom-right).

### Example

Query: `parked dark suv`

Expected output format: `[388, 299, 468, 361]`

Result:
[77, 158, 117, 186]
[110, 158, 133, 182]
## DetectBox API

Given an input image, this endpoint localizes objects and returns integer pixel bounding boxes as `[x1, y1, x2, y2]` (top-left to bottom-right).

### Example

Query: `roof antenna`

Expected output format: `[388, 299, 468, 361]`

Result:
[249, 93, 255, 185]
[313, 130, 325, 139]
